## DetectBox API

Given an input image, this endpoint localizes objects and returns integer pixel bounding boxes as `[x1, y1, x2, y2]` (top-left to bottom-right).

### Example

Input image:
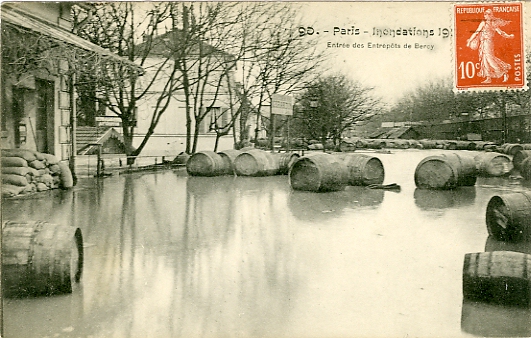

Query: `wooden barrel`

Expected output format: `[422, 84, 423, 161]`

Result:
[463, 251, 531, 307]
[483, 144, 498, 152]
[414, 152, 477, 189]
[474, 152, 513, 177]
[337, 153, 385, 186]
[172, 152, 190, 165]
[217, 149, 242, 175]
[186, 151, 225, 176]
[289, 153, 349, 192]
[2, 221, 83, 297]
[367, 139, 386, 149]
[503, 143, 524, 156]
[521, 157, 531, 180]
[445, 141, 457, 150]
[233, 149, 279, 176]
[419, 140, 437, 149]
[278, 152, 300, 175]
[486, 192, 531, 242]
[513, 150, 531, 171]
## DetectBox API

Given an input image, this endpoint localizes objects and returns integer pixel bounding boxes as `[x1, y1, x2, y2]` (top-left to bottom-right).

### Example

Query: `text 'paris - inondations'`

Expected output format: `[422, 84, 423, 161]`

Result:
[299, 26, 452, 38]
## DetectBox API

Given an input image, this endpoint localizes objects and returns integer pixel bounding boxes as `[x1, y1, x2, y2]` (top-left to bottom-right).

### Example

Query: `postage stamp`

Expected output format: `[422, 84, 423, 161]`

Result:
[454, 2, 526, 91]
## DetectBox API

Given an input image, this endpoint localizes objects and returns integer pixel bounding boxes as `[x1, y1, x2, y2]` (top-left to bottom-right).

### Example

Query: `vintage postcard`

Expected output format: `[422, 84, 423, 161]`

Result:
[1, 1, 530, 338]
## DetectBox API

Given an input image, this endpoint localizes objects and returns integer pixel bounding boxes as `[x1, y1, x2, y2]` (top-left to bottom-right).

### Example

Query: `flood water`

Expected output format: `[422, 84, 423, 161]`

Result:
[2, 149, 531, 338]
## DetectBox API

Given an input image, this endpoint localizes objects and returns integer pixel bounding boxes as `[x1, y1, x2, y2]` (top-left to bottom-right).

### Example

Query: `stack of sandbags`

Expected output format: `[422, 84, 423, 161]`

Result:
[2, 149, 73, 198]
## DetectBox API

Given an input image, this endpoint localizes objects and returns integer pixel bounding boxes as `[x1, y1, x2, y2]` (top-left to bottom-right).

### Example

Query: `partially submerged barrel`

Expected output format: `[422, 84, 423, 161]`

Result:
[513, 150, 531, 171]
[2, 221, 83, 297]
[186, 151, 225, 176]
[289, 153, 348, 192]
[337, 153, 385, 186]
[233, 149, 279, 176]
[474, 152, 512, 177]
[463, 251, 531, 307]
[419, 140, 437, 149]
[414, 152, 477, 189]
[217, 149, 242, 175]
[278, 152, 300, 175]
[503, 143, 524, 156]
[521, 157, 531, 180]
[486, 192, 531, 242]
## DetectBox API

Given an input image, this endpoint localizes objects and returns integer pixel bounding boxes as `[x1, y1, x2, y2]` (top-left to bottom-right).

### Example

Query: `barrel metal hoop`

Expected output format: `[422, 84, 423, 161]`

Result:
[27, 221, 46, 269]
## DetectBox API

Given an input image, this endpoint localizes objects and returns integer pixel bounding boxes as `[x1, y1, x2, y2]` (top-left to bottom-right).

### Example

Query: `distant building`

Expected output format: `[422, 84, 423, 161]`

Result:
[128, 30, 240, 155]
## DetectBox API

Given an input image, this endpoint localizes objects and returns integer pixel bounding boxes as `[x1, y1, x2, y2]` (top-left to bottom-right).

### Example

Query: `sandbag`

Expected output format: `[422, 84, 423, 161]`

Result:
[36, 183, 49, 192]
[1, 157, 28, 167]
[58, 161, 74, 189]
[1, 148, 37, 162]
[28, 160, 46, 170]
[2, 174, 29, 187]
[41, 153, 60, 165]
[37, 174, 54, 187]
[2, 184, 26, 197]
[2, 167, 36, 177]
[48, 164, 61, 174]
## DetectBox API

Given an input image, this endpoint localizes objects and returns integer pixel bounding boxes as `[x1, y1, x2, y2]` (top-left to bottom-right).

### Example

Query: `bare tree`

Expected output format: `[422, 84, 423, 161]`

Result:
[73, 2, 183, 163]
[293, 74, 382, 149]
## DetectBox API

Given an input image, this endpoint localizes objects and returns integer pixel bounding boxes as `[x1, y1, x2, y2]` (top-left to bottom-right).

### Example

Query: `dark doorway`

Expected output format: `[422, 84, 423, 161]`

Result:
[35, 79, 55, 154]
[12, 87, 25, 148]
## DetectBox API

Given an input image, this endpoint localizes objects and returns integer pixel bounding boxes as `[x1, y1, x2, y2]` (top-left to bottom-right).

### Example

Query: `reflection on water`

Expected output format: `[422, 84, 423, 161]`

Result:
[461, 300, 531, 337]
[3, 150, 531, 338]
[413, 187, 476, 210]
[485, 236, 531, 255]
[3, 172, 300, 338]
[288, 187, 384, 222]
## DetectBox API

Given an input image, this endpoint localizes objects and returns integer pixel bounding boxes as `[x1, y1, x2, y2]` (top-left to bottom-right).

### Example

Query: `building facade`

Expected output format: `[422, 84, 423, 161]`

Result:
[1, 3, 137, 162]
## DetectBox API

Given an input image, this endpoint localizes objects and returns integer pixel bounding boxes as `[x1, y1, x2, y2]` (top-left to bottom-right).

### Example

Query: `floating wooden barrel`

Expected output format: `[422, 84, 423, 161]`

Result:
[463, 251, 531, 307]
[186, 151, 225, 176]
[278, 152, 300, 175]
[521, 157, 531, 180]
[474, 152, 513, 177]
[355, 139, 368, 148]
[233, 149, 279, 176]
[463, 141, 477, 150]
[445, 141, 457, 150]
[337, 153, 385, 186]
[483, 144, 498, 152]
[513, 150, 531, 171]
[217, 149, 242, 175]
[172, 152, 190, 165]
[503, 143, 524, 156]
[486, 192, 531, 242]
[419, 140, 437, 149]
[2, 221, 83, 297]
[289, 153, 348, 192]
[366, 139, 386, 149]
[414, 152, 477, 189]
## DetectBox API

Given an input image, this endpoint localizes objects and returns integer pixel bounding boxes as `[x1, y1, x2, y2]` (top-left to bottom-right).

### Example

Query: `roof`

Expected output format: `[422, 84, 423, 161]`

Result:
[76, 127, 125, 155]
[1, 6, 141, 70]
[369, 126, 419, 139]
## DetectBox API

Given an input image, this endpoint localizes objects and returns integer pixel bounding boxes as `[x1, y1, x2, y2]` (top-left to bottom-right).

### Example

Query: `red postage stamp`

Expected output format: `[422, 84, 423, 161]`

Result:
[454, 2, 525, 90]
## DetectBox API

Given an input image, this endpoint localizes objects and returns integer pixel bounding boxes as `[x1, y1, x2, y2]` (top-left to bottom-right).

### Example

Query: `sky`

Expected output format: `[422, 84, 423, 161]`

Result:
[296, 1, 530, 105]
